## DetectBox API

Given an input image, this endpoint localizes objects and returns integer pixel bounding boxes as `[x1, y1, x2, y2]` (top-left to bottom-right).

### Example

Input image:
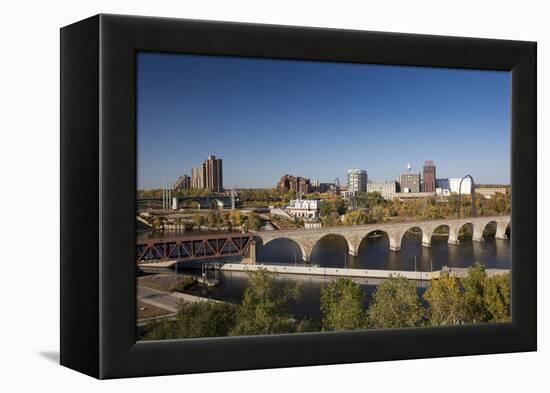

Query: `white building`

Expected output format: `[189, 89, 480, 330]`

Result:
[304, 219, 322, 229]
[449, 177, 472, 194]
[347, 169, 368, 193]
[286, 198, 320, 219]
[367, 181, 398, 200]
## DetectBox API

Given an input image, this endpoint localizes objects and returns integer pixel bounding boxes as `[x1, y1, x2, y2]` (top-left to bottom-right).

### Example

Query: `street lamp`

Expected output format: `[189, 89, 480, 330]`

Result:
[404, 252, 417, 273]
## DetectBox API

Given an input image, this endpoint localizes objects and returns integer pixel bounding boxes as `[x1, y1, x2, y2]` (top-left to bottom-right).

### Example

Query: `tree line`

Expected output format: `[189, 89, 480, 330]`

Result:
[140, 262, 510, 340]
[145, 211, 263, 231]
[319, 191, 510, 227]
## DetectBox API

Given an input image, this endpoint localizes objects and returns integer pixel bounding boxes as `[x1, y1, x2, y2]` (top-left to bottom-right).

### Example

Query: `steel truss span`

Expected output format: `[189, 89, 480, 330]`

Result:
[136, 234, 253, 263]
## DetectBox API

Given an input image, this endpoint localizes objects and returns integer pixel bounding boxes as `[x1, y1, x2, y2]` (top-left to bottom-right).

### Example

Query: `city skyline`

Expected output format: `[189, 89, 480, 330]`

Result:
[137, 52, 510, 189]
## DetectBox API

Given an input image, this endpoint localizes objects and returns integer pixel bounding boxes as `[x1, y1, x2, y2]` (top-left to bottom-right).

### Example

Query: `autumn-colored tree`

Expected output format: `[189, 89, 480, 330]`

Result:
[320, 278, 368, 331]
[244, 212, 262, 231]
[423, 275, 466, 326]
[230, 209, 243, 226]
[483, 272, 511, 322]
[144, 301, 236, 340]
[193, 214, 205, 227]
[230, 269, 301, 336]
[342, 210, 368, 226]
[322, 211, 341, 227]
[461, 262, 490, 323]
[207, 210, 219, 227]
[367, 275, 423, 329]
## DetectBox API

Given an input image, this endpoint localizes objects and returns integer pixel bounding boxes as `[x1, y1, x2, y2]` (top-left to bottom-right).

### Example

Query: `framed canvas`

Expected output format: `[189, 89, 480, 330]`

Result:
[60, 14, 536, 379]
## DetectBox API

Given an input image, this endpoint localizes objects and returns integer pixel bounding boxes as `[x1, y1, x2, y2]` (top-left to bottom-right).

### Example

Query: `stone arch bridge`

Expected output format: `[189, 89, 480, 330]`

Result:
[253, 215, 510, 262]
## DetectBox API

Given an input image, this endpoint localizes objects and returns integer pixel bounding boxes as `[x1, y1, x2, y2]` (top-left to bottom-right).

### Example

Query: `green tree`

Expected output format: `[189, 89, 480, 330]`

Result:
[245, 212, 262, 231]
[356, 192, 385, 209]
[423, 275, 466, 326]
[369, 205, 385, 222]
[322, 211, 341, 227]
[319, 200, 333, 217]
[296, 318, 320, 333]
[144, 301, 236, 340]
[367, 275, 423, 329]
[483, 273, 510, 322]
[320, 199, 347, 218]
[342, 210, 368, 225]
[320, 278, 368, 331]
[193, 214, 205, 227]
[230, 269, 301, 336]
[220, 212, 231, 228]
[207, 210, 219, 227]
[230, 209, 243, 226]
[152, 216, 163, 229]
[461, 262, 490, 323]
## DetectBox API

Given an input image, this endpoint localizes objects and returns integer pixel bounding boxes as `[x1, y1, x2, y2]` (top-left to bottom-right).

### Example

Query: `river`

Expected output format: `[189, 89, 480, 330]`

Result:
[138, 229, 510, 321]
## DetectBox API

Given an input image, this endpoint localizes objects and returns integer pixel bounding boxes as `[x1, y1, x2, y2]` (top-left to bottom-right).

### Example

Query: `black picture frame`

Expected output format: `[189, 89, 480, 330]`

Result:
[60, 14, 536, 379]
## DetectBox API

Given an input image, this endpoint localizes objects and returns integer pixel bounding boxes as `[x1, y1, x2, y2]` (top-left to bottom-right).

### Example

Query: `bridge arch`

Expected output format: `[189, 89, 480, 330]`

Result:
[427, 224, 450, 246]
[481, 220, 498, 239]
[356, 230, 390, 256]
[399, 226, 425, 250]
[210, 199, 225, 209]
[449, 222, 474, 245]
[260, 237, 307, 262]
[311, 233, 353, 264]
[180, 200, 201, 209]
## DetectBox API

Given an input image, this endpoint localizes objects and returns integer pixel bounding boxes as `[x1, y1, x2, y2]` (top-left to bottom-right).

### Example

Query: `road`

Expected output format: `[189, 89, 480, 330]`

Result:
[137, 283, 225, 314]
[138, 286, 180, 313]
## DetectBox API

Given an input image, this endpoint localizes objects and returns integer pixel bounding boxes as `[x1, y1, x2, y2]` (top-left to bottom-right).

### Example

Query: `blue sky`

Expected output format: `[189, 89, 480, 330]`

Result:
[137, 52, 510, 189]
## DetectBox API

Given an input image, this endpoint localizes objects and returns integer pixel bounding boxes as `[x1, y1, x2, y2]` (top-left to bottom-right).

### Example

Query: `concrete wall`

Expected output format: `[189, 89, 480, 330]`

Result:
[220, 263, 509, 280]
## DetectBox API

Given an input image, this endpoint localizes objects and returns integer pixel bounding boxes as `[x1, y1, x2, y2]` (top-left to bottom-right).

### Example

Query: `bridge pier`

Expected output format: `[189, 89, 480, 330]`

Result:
[388, 233, 402, 252]
[448, 232, 460, 245]
[495, 227, 508, 240]
[472, 224, 485, 242]
[242, 240, 257, 265]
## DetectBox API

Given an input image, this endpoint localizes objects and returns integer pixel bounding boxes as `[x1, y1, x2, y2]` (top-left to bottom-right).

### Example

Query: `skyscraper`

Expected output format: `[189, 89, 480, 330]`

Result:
[347, 169, 368, 193]
[203, 155, 223, 192]
[191, 155, 223, 191]
[422, 160, 436, 193]
[191, 166, 204, 189]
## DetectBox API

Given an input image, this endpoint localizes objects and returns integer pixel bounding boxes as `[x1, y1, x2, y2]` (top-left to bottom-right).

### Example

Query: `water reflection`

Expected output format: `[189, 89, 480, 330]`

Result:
[257, 233, 510, 272]
[140, 229, 510, 321]
[170, 269, 428, 320]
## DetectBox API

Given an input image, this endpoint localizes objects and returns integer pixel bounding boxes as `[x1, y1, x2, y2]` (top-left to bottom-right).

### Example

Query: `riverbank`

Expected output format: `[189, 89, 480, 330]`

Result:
[137, 279, 227, 325]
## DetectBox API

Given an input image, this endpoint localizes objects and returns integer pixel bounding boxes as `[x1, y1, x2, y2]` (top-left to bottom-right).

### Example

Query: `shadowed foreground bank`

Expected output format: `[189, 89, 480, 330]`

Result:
[139, 262, 510, 340]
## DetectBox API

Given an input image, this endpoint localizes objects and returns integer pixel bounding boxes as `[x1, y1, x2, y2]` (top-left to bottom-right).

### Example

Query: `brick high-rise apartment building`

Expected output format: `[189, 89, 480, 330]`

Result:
[422, 160, 436, 193]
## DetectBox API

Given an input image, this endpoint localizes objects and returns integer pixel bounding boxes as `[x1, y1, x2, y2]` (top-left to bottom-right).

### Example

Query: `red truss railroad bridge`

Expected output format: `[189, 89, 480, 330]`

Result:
[136, 233, 254, 264]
